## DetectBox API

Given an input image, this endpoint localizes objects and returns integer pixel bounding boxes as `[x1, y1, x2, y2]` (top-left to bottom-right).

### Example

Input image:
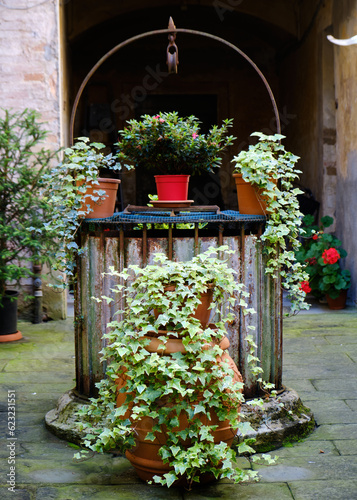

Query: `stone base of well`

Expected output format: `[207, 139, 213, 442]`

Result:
[45, 387, 315, 452]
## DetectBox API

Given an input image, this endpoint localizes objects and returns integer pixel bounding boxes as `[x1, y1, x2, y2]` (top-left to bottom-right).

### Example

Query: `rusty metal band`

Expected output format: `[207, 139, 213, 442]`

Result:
[69, 27, 281, 143]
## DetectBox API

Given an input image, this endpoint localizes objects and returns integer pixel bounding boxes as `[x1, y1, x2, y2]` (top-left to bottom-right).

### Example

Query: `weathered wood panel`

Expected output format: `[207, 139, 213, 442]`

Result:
[75, 228, 281, 398]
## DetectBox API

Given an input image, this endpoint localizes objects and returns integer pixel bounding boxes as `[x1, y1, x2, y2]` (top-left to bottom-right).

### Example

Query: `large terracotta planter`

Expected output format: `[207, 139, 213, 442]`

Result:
[326, 289, 348, 310]
[153, 284, 214, 328]
[79, 178, 120, 218]
[233, 173, 267, 215]
[154, 175, 190, 201]
[116, 332, 243, 485]
[0, 291, 22, 342]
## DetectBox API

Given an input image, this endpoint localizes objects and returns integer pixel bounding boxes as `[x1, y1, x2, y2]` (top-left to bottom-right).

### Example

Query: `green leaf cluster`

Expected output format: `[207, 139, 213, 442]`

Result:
[232, 132, 309, 315]
[116, 111, 235, 174]
[0, 108, 59, 296]
[75, 246, 271, 488]
[295, 215, 351, 299]
[41, 137, 124, 290]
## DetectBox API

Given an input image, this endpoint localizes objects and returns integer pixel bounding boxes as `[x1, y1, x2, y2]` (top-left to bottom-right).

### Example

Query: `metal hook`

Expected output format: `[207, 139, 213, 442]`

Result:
[166, 17, 178, 74]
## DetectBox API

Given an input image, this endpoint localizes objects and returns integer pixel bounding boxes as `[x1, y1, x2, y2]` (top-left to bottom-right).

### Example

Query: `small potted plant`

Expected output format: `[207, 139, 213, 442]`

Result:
[41, 137, 126, 290]
[75, 246, 264, 489]
[231, 132, 309, 314]
[295, 215, 351, 309]
[0, 108, 62, 339]
[116, 111, 235, 204]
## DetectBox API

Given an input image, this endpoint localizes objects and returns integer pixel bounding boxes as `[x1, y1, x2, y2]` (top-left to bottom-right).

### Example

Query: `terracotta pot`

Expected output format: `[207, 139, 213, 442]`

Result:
[0, 291, 22, 342]
[233, 173, 267, 215]
[153, 284, 214, 328]
[154, 175, 190, 201]
[79, 178, 120, 218]
[326, 289, 348, 310]
[116, 332, 243, 485]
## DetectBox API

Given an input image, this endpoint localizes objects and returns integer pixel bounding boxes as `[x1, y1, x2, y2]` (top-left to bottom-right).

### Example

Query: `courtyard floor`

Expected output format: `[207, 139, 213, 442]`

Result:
[1, 301, 357, 499]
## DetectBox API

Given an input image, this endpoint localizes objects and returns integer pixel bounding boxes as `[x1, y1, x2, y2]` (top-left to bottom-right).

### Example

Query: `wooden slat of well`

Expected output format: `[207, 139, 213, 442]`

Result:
[75, 224, 281, 398]
[223, 235, 241, 368]
[239, 235, 260, 397]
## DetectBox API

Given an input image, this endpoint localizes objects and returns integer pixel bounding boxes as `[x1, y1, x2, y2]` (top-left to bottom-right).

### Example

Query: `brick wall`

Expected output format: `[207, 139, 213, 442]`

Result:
[0, 0, 61, 149]
[0, 0, 66, 320]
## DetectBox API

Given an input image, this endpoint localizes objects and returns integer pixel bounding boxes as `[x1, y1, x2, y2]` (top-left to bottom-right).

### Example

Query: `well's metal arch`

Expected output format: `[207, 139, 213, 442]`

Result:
[69, 23, 281, 142]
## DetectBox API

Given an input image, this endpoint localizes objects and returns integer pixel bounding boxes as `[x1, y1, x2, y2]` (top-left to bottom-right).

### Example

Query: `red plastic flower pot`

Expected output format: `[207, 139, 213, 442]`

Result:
[154, 175, 190, 201]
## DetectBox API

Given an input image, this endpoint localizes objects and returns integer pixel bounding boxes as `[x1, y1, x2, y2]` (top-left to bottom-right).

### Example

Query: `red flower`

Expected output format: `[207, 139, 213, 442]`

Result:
[312, 234, 319, 240]
[300, 281, 312, 294]
[322, 248, 340, 265]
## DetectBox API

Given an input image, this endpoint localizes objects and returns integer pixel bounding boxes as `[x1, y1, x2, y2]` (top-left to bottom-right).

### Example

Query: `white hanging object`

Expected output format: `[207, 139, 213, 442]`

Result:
[327, 34, 357, 46]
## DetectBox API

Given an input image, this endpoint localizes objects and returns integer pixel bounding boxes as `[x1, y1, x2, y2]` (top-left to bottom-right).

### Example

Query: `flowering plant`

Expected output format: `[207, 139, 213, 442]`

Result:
[295, 215, 351, 299]
[116, 111, 235, 174]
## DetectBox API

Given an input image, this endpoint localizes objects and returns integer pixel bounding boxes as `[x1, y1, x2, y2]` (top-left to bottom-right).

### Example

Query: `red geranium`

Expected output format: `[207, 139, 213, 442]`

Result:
[312, 234, 319, 240]
[300, 281, 312, 294]
[305, 257, 317, 265]
[322, 248, 340, 265]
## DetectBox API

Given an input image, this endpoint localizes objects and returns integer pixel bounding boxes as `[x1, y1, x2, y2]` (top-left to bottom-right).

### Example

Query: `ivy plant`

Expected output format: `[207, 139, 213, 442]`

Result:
[75, 246, 273, 489]
[41, 137, 124, 289]
[0, 108, 59, 297]
[232, 132, 310, 315]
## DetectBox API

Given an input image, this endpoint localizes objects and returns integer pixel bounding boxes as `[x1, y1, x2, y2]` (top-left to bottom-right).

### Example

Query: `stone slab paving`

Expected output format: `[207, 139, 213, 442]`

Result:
[0, 310, 357, 499]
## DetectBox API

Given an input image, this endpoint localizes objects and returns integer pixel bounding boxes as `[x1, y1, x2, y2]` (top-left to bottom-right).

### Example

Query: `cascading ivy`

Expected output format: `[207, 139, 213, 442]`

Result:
[41, 137, 124, 289]
[232, 132, 310, 315]
[74, 246, 273, 489]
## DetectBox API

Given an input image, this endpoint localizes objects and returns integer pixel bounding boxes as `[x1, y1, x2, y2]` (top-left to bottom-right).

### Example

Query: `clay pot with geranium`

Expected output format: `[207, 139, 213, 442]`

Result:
[295, 215, 351, 309]
[115, 112, 235, 204]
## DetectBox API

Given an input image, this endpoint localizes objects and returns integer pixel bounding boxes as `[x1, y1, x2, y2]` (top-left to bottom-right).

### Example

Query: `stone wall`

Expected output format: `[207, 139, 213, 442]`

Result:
[0, 0, 66, 319]
[332, 0, 357, 305]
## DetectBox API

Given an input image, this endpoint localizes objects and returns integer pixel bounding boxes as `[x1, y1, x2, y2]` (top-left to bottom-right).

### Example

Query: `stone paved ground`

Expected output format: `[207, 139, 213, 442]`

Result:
[1, 307, 357, 499]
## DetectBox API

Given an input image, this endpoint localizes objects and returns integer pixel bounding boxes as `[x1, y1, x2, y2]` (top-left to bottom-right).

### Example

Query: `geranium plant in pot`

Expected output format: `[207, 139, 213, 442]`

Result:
[116, 111, 235, 203]
[41, 137, 125, 290]
[0, 108, 59, 339]
[231, 132, 310, 314]
[75, 246, 267, 489]
[295, 215, 351, 309]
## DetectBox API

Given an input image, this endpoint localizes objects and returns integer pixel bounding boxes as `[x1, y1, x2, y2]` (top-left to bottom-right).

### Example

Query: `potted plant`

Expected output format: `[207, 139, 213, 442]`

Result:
[116, 111, 235, 203]
[41, 137, 126, 290]
[295, 215, 351, 309]
[75, 246, 264, 488]
[231, 132, 310, 314]
[0, 108, 59, 340]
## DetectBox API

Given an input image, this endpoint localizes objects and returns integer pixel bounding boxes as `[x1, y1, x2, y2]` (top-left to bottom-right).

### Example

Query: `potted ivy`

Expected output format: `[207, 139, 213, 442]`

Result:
[231, 132, 309, 314]
[0, 108, 59, 340]
[116, 111, 235, 204]
[41, 137, 125, 290]
[295, 215, 351, 309]
[75, 246, 263, 489]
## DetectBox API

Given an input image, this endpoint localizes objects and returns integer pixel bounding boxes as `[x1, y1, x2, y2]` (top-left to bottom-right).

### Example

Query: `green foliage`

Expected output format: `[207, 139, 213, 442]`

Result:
[41, 137, 123, 289]
[232, 132, 309, 315]
[295, 215, 351, 299]
[116, 111, 235, 174]
[75, 246, 273, 488]
[0, 108, 59, 296]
